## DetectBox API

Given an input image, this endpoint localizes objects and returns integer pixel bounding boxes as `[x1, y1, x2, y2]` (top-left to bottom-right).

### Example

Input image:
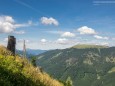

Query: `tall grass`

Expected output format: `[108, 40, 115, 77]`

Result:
[0, 45, 64, 86]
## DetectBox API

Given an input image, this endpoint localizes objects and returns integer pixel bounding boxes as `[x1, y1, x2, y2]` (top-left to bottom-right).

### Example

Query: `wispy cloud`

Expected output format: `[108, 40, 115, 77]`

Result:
[94, 35, 109, 40]
[13, 30, 25, 34]
[93, 0, 115, 4]
[56, 38, 68, 44]
[93, 0, 115, 5]
[46, 31, 63, 35]
[55, 38, 77, 45]
[14, 0, 46, 15]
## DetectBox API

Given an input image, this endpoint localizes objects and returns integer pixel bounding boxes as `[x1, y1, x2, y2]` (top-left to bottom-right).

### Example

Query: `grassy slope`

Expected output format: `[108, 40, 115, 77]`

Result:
[72, 44, 108, 49]
[0, 45, 64, 86]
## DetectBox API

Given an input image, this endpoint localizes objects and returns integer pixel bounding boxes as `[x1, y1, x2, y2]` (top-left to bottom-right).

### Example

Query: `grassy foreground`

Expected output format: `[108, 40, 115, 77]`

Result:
[0, 45, 64, 86]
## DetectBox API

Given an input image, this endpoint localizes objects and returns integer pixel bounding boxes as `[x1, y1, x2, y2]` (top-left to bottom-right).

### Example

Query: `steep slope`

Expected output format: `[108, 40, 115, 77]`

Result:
[36, 45, 115, 86]
[0, 45, 63, 86]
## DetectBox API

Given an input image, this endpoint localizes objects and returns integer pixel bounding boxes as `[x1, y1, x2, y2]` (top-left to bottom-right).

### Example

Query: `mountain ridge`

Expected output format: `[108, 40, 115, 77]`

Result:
[72, 44, 109, 49]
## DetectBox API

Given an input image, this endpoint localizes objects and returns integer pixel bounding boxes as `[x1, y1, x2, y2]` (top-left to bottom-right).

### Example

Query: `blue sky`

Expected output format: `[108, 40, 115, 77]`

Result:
[0, 0, 115, 50]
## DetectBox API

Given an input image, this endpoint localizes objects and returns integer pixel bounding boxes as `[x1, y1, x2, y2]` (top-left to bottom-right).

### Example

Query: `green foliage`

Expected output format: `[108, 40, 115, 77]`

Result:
[30, 56, 37, 67]
[0, 46, 64, 86]
[65, 77, 73, 86]
[36, 45, 115, 86]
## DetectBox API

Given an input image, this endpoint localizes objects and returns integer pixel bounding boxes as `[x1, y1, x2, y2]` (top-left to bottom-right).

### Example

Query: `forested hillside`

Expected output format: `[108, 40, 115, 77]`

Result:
[36, 45, 115, 86]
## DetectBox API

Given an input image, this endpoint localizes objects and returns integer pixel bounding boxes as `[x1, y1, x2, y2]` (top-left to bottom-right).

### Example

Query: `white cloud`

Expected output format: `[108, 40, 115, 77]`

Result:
[40, 39, 47, 43]
[77, 26, 97, 35]
[0, 16, 15, 33]
[94, 35, 109, 40]
[56, 38, 68, 44]
[41, 17, 59, 26]
[61, 32, 76, 37]
[0, 15, 32, 33]
[13, 30, 25, 34]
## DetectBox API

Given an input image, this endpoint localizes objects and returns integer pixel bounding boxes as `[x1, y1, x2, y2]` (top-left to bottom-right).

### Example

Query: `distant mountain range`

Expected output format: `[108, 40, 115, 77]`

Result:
[16, 49, 47, 57]
[36, 44, 115, 86]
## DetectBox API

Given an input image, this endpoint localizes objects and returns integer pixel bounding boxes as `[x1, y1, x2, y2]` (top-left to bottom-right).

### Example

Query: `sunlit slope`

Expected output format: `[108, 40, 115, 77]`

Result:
[0, 45, 63, 86]
[72, 44, 108, 49]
